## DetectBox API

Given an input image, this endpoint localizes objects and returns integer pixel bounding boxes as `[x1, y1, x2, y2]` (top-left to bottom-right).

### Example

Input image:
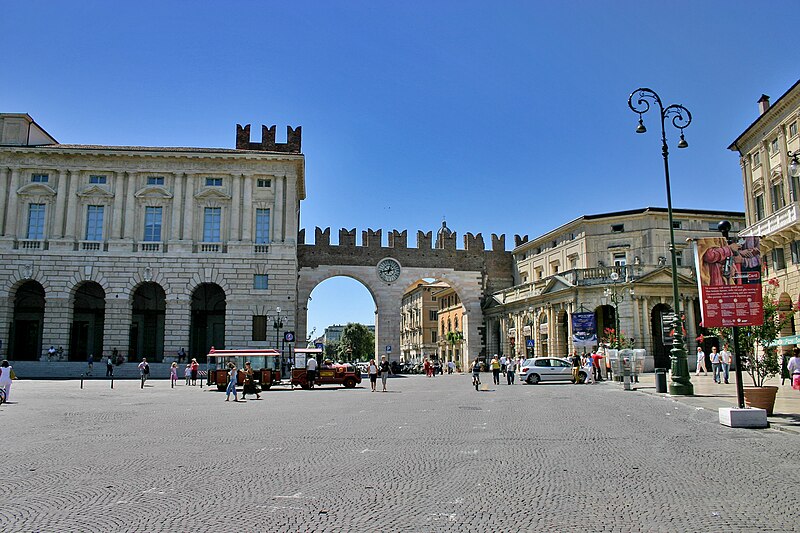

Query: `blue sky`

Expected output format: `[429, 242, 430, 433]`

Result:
[2, 1, 798, 338]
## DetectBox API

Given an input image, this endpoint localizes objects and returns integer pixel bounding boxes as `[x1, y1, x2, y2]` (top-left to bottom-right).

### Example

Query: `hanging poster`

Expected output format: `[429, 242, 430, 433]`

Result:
[571, 312, 597, 347]
[693, 236, 763, 327]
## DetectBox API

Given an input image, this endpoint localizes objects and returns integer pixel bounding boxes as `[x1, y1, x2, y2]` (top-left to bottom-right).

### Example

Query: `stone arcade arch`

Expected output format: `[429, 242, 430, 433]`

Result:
[10, 280, 45, 361]
[190, 283, 226, 361]
[297, 227, 513, 362]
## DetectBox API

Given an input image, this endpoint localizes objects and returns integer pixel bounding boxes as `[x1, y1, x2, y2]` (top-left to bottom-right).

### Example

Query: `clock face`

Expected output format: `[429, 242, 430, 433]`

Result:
[377, 258, 401, 282]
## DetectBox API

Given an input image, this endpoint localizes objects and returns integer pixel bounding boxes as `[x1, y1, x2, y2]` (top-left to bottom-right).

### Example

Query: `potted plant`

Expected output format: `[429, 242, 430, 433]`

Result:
[708, 278, 797, 415]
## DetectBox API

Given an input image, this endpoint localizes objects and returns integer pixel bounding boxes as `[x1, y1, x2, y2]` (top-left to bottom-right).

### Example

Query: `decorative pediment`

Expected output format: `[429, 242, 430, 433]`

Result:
[541, 275, 574, 294]
[634, 267, 695, 286]
[135, 185, 174, 200]
[76, 185, 115, 199]
[194, 188, 232, 201]
[17, 182, 56, 197]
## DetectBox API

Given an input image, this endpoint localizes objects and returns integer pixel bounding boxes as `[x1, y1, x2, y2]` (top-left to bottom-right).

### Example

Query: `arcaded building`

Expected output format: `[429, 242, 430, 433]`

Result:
[0, 114, 304, 362]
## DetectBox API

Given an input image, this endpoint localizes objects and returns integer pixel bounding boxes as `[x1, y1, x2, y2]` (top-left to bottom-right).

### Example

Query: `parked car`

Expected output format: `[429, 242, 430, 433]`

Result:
[518, 357, 590, 384]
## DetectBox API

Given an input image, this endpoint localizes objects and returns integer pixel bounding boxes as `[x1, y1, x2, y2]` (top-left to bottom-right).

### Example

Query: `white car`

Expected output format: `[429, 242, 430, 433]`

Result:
[518, 357, 590, 384]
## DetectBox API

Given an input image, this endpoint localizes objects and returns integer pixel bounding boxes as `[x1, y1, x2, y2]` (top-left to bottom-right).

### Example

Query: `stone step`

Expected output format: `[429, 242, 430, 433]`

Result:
[8, 361, 191, 380]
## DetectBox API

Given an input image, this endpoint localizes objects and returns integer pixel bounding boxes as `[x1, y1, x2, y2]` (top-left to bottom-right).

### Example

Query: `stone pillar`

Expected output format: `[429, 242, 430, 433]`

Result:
[273, 175, 284, 242]
[41, 297, 72, 361]
[170, 172, 184, 241]
[632, 296, 641, 349]
[284, 171, 298, 243]
[122, 172, 136, 239]
[0, 296, 11, 359]
[111, 171, 126, 239]
[64, 169, 80, 239]
[546, 306, 554, 357]
[566, 302, 574, 353]
[182, 175, 195, 242]
[163, 296, 190, 356]
[0, 167, 8, 236]
[53, 170, 68, 238]
[685, 297, 697, 353]
[230, 174, 241, 242]
[104, 297, 132, 360]
[642, 296, 651, 355]
[5, 168, 20, 238]
[242, 175, 253, 242]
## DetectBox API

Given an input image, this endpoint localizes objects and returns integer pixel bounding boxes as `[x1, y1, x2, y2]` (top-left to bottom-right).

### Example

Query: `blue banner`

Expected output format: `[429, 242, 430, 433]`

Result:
[571, 312, 597, 347]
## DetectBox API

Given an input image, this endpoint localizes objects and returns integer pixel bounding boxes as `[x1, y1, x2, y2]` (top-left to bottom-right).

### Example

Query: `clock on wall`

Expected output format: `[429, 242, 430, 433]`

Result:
[377, 257, 401, 283]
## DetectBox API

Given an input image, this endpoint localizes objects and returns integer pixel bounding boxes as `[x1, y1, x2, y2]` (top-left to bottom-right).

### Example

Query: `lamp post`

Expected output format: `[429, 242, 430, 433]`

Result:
[628, 87, 694, 395]
[526, 305, 534, 357]
[270, 307, 284, 371]
[604, 271, 634, 349]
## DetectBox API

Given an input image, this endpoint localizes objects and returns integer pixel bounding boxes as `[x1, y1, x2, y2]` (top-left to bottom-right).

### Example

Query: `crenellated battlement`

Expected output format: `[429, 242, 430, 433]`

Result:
[236, 123, 302, 153]
[299, 227, 507, 252]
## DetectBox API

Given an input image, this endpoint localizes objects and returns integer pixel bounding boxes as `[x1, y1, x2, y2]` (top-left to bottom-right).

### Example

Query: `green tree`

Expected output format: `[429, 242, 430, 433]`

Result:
[324, 340, 340, 360]
[337, 323, 375, 361]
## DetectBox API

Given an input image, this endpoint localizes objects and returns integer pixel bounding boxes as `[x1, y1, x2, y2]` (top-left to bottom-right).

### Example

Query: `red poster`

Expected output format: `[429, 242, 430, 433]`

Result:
[693, 236, 763, 327]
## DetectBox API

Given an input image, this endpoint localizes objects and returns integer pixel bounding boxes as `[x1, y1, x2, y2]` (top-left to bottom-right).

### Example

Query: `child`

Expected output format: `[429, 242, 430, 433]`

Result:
[184, 364, 191, 386]
[170, 362, 178, 388]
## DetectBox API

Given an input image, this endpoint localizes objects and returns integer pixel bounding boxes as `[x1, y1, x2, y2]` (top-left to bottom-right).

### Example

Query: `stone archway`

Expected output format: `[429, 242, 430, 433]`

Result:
[10, 280, 45, 361]
[190, 283, 226, 362]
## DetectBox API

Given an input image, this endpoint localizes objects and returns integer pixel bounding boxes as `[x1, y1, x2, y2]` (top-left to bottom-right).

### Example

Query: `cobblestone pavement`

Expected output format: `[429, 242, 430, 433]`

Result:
[3, 375, 798, 532]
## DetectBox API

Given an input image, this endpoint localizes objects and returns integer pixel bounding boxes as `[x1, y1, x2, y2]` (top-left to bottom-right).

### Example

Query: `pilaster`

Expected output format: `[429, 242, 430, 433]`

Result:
[0, 168, 9, 237]
[5, 168, 20, 238]
[42, 297, 72, 361]
[104, 298, 132, 360]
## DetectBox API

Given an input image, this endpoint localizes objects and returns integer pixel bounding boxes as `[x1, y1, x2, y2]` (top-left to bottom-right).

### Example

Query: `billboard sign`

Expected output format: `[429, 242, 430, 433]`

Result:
[571, 312, 597, 347]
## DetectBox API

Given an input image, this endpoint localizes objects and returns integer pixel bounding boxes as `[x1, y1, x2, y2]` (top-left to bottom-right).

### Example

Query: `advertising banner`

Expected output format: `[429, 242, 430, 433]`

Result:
[693, 236, 763, 327]
[661, 311, 676, 346]
[571, 312, 597, 347]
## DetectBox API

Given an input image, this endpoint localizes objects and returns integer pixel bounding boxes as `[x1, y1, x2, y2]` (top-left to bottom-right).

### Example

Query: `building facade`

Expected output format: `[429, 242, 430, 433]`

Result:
[399, 281, 442, 363]
[434, 285, 465, 368]
[730, 81, 800, 350]
[484, 207, 745, 370]
[0, 114, 304, 362]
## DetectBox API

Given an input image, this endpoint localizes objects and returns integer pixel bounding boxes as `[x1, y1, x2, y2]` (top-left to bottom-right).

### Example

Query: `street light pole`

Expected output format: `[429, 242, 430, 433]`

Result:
[271, 306, 284, 372]
[604, 271, 634, 349]
[628, 87, 694, 395]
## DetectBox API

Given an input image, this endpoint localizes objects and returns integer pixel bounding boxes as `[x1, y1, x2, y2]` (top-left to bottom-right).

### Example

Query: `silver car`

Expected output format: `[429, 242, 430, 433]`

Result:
[518, 357, 589, 384]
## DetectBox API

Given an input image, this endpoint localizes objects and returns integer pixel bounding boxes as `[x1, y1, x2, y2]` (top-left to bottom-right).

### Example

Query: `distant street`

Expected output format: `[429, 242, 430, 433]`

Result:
[4, 375, 797, 532]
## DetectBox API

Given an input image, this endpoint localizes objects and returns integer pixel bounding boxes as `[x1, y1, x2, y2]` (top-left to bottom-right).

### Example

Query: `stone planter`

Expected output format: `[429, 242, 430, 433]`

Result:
[743, 386, 779, 416]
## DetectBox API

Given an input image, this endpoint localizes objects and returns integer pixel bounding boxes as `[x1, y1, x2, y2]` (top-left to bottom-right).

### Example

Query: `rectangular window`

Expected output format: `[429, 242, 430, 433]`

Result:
[771, 139, 779, 153]
[771, 182, 786, 211]
[255, 208, 270, 244]
[791, 122, 798, 138]
[26, 204, 46, 239]
[755, 194, 765, 220]
[143, 206, 162, 242]
[85, 205, 104, 241]
[205, 177, 222, 187]
[773, 248, 786, 271]
[792, 175, 800, 203]
[675, 252, 683, 266]
[89, 175, 107, 184]
[252, 315, 267, 342]
[31, 173, 48, 183]
[253, 274, 269, 290]
[147, 176, 165, 185]
[431, 331, 437, 343]
[611, 224, 624, 233]
[791, 241, 800, 264]
[257, 178, 271, 188]
[429, 310, 437, 321]
[753, 152, 760, 166]
[613, 253, 626, 266]
[672, 220, 682, 229]
[203, 207, 221, 242]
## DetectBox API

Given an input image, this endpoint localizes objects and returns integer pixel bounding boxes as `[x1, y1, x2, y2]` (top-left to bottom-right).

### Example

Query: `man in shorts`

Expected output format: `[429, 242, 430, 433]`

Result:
[306, 354, 317, 389]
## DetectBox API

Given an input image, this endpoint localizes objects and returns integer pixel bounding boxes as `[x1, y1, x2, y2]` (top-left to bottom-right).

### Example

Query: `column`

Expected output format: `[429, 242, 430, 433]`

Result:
[566, 302, 574, 353]
[111, 171, 125, 239]
[642, 296, 652, 355]
[0, 168, 8, 236]
[5, 168, 20, 238]
[546, 306, 554, 357]
[162, 297, 191, 356]
[53, 170, 68, 238]
[122, 172, 136, 239]
[41, 298, 72, 361]
[741, 157, 754, 224]
[64, 169, 79, 239]
[230, 174, 241, 242]
[104, 298, 132, 360]
[685, 297, 697, 353]
[182, 174, 195, 242]
[273, 175, 284, 243]
[170, 172, 184, 241]
[242, 175, 253, 242]
[632, 296, 641, 349]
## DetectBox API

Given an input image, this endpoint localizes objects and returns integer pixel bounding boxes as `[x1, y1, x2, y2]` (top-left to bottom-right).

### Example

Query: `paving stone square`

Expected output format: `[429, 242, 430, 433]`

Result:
[3, 375, 798, 532]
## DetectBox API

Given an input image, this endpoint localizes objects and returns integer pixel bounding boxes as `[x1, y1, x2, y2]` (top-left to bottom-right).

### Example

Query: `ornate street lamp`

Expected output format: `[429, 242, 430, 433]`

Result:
[628, 87, 694, 395]
[270, 307, 284, 371]
[789, 150, 799, 179]
[604, 271, 634, 349]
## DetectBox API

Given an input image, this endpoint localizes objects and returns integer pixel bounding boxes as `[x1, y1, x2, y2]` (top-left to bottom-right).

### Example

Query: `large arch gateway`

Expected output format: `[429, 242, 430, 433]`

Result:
[297, 227, 513, 363]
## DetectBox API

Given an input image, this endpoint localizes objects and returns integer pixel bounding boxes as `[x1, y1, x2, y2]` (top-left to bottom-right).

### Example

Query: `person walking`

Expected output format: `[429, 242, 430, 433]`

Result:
[379, 356, 391, 392]
[423, 358, 432, 377]
[225, 362, 239, 401]
[710, 346, 722, 384]
[788, 347, 800, 391]
[490, 356, 501, 385]
[499, 354, 507, 376]
[306, 354, 317, 389]
[184, 364, 191, 386]
[106, 355, 114, 377]
[571, 352, 582, 384]
[695, 346, 708, 376]
[591, 351, 603, 381]
[87, 353, 94, 375]
[242, 361, 261, 400]
[368, 358, 378, 392]
[170, 362, 178, 388]
[190, 358, 199, 386]
[0, 360, 14, 402]
[584, 354, 595, 384]
[720, 344, 732, 384]
[506, 356, 516, 385]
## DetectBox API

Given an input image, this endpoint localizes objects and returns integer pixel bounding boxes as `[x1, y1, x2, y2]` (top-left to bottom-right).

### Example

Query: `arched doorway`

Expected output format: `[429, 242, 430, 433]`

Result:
[70, 282, 105, 361]
[557, 310, 569, 355]
[190, 283, 226, 362]
[130, 282, 166, 362]
[10, 280, 45, 360]
[595, 305, 615, 345]
[651, 303, 673, 369]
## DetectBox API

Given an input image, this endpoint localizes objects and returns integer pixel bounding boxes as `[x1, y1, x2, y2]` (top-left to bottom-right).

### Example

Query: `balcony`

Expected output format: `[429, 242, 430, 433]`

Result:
[253, 244, 269, 254]
[16, 239, 47, 250]
[740, 202, 799, 239]
[79, 241, 105, 252]
[138, 242, 164, 253]
[197, 242, 223, 253]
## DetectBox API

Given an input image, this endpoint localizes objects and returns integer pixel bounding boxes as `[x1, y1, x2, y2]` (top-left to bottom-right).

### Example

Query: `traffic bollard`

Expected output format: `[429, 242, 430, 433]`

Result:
[80, 374, 84, 389]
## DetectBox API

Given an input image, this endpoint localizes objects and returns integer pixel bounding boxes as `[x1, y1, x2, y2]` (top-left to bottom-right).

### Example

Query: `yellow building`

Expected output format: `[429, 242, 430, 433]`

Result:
[399, 281, 443, 363]
[433, 285, 465, 370]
